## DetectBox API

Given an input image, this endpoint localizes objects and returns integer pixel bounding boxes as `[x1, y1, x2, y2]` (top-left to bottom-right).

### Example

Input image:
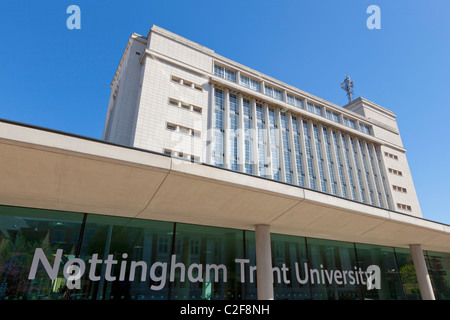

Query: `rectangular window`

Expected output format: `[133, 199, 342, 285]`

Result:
[303, 120, 316, 190]
[256, 103, 268, 178]
[359, 123, 371, 135]
[225, 68, 236, 82]
[191, 130, 201, 138]
[280, 113, 293, 184]
[193, 106, 202, 114]
[323, 128, 338, 195]
[265, 85, 283, 101]
[240, 75, 261, 92]
[169, 98, 179, 106]
[214, 65, 224, 78]
[342, 135, 357, 200]
[350, 137, 366, 203]
[179, 126, 189, 135]
[343, 117, 356, 129]
[215, 64, 236, 82]
[213, 88, 225, 167]
[167, 123, 176, 131]
[332, 131, 347, 198]
[359, 140, 375, 205]
[183, 80, 192, 88]
[171, 75, 181, 83]
[307, 103, 323, 116]
[313, 125, 327, 193]
[292, 117, 305, 187]
[243, 99, 254, 174]
[287, 94, 303, 108]
[326, 110, 340, 123]
[268, 108, 281, 181]
[367, 143, 385, 208]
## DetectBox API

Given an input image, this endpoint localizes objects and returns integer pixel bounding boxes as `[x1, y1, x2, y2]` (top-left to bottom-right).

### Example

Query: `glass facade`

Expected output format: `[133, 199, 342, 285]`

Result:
[210, 86, 394, 212]
[1, 205, 449, 300]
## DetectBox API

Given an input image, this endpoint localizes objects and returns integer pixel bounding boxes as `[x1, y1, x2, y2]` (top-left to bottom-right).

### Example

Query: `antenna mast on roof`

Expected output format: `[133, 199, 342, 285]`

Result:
[340, 76, 354, 103]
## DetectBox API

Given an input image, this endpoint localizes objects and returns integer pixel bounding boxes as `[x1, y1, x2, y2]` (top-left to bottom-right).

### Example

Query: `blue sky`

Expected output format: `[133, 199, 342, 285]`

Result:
[0, 0, 449, 224]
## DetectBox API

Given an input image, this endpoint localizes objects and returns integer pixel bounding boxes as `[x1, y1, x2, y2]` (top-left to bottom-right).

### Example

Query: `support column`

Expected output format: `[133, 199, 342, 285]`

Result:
[409, 244, 435, 300]
[255, 224, 274, 300]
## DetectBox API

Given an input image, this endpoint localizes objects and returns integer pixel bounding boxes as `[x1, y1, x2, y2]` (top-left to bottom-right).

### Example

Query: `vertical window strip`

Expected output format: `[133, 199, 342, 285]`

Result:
[375, 146, 393, 210]
[213, 88, 225, 167]
[332, 131, 347, 198]
[243, 99, 254, 174]
[303, 120, 316, 190]
[359, 140, 375, 205]
[291, 117, 305, 187]
[367, 143, 385, 208]
[269, 108, 281, 181]
[322, 128, 338, 196]
[280, 113, 293, 184]
[256, 104, 267, 178]
[350, 137, 366, 204]
[313, 125, 328, 193]
[229, 93, 239, 171]
[342, 135, 357, 200]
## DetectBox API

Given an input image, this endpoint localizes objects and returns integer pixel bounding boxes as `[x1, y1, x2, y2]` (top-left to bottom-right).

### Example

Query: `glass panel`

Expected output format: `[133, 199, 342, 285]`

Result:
[229, 94, 239, 171]
[355, 243, 404, 300]
[0, 205, 85, 300]
[173, 224, 244, 300]
[242, 231, 258, 300]
[394, 247, 421, 300]
[425, 251, 450, 300]
[306, 238, 361, 300]
[271, 234, 310, 300]
[291, 117, 305, 187]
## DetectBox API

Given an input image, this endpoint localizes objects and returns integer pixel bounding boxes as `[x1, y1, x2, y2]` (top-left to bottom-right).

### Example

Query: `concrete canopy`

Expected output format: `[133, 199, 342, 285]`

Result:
[1, 120, 450, 253]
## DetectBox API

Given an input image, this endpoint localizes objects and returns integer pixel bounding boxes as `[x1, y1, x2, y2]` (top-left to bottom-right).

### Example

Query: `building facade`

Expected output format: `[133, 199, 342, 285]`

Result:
[103, 26, 421, 218]
[0, 26, 449, 301]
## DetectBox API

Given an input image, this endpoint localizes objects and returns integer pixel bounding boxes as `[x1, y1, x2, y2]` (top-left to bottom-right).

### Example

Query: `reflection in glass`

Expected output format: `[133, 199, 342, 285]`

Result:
[425, 251, 450, 300]
[306, 238, 361, 300]
[1, 205, 450, 300]
[394, 248, 421, 300]
[355, 243, 404, 300]
[271, 234, 310, 300]
[0, 206, 84, 300]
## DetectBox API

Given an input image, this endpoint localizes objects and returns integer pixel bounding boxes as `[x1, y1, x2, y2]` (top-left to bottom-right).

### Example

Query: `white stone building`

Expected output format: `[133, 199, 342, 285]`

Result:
[103, 25, 421, 219]
[1, 25, 449, 302]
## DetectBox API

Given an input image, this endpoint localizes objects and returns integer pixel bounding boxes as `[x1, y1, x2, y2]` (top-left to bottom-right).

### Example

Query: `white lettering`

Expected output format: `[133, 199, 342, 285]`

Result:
[66, 5, 81, 30]
[28, 248, 62, 280]
[27, 249, 382, 291]
[366, 5, 381, 30]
